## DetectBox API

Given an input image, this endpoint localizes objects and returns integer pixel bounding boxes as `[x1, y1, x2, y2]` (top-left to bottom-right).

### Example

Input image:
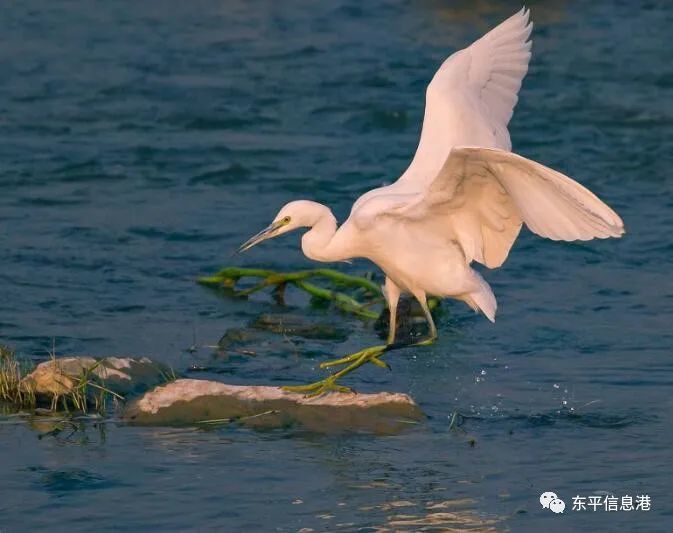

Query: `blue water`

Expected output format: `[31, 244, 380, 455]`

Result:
[1, 1, 672, 531]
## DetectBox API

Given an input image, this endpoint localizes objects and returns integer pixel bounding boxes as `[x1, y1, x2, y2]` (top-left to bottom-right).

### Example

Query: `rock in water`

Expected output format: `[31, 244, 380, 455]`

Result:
[124, 379, 423, 434]
[250, 313, 349, 341]
[22, 356, 170, 399]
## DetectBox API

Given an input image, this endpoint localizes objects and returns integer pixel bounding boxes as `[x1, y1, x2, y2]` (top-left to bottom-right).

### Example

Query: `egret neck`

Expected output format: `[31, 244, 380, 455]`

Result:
[298, 202, 346, 263]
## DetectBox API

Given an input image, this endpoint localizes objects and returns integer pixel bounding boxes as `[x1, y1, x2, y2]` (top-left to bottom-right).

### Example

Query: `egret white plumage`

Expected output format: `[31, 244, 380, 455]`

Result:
[238, 8, 624, 394]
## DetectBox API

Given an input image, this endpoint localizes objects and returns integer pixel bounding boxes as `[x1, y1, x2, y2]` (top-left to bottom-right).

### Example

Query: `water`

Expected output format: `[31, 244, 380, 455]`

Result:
[1, 1, 672, 530]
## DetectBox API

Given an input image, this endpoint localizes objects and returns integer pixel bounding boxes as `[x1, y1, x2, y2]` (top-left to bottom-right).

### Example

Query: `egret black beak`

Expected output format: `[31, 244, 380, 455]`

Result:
[236, 220, 286, 253]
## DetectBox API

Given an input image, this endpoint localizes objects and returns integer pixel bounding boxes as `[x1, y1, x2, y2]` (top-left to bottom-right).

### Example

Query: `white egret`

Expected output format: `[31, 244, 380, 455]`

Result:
[238, 8, 624, 395]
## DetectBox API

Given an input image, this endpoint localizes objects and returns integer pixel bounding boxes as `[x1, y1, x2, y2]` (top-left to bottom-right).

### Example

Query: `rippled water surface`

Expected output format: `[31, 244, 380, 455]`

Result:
[1, 1, 672, 531]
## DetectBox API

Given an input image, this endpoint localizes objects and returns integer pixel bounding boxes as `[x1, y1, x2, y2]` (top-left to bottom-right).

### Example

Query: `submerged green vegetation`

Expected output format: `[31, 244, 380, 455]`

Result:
[197, 267, 384, 319]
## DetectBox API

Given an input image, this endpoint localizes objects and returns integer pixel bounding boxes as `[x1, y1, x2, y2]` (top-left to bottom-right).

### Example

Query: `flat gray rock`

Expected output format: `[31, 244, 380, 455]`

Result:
[124, 379, 423, 434]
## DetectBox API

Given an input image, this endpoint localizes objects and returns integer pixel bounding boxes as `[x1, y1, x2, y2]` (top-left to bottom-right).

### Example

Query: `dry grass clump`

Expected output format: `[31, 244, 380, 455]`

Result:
[0, 345, 35, 406]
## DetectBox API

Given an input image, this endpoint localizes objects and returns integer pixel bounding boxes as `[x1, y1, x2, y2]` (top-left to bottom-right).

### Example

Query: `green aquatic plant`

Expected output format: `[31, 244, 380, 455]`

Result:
[198, 267, 383, 319]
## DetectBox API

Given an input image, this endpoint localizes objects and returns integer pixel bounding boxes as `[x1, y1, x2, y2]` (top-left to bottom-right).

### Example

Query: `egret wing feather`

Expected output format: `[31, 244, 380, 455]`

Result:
[383, 147, 625, 268]
[460, 7, 532, 131]
[397, 8, 533, 188]
[350, 10, 622, 270]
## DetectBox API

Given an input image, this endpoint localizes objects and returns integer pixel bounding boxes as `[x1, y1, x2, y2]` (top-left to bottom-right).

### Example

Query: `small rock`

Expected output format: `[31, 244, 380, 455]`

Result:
[251, 314, 349, 341]
[124, 379, 423, 434]
[22, 356, 170, 399]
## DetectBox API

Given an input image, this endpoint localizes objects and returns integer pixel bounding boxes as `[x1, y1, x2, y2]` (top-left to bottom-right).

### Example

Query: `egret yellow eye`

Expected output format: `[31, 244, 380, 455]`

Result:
[282, 216, 291, 224]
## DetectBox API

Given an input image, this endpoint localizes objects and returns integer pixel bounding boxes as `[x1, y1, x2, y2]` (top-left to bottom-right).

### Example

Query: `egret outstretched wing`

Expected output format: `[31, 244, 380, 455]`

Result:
[397, 8, 533, 188]
[384, 147, 625, 268]
[351, 10, 622, 269]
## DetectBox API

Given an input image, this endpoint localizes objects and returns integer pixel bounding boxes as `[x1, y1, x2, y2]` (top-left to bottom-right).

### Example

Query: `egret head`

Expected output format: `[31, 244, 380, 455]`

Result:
[236, 200, 315, 253]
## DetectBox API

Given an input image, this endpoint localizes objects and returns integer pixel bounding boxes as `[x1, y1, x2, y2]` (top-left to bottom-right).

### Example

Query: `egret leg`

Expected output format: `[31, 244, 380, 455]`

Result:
[384, 277, 400, 345]
[283, 290, 439, 397]
[315, 277, 400, 370]
[316, 287, 438, 373]
[413, 290, 438, 346]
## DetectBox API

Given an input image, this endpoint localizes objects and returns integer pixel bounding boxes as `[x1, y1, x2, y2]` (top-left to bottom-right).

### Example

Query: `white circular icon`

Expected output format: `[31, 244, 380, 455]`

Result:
[549, 498, 565, 514]
[540, 491, 566, 514]
[540, 491, 558, 509]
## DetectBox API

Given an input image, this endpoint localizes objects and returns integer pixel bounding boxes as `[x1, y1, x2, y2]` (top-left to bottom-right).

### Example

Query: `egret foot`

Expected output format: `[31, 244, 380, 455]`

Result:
[282, 377, 354, 397]
[284, 334, 437, 398]
[284, 346, 389, 397]
[319, 335, 437, 373]
[319, 345, 389, 370]
[411, 334, 437, 347]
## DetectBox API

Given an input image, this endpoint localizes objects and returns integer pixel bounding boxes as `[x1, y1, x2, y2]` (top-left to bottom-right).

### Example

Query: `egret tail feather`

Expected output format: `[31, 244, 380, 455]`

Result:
[463, 270, 497, 322]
